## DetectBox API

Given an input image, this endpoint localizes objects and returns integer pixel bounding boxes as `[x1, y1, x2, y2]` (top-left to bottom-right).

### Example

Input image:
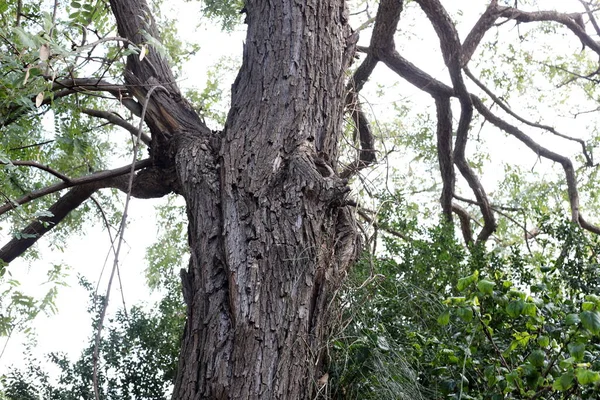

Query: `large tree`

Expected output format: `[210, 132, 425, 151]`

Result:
[2, 0, 600, 398]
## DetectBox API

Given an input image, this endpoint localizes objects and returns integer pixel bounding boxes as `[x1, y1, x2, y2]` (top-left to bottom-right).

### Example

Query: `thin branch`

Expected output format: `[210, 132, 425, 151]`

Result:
[81, 108, 151, 146]
[496, 7, 600, 55]
[1, 160, 72, 182]
[0, 159, 152, 217]
[75, 36, 135, 52]
[453, 194, 521, 212]
[88, 195, 129, 318]
[357, 207, 410, 241]
[464, 67, 593, 166]
[92, 84, 165, 400]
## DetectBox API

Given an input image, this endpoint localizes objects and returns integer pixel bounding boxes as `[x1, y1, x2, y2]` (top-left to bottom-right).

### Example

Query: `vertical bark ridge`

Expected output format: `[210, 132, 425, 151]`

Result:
[174, 0, 356, 398]
[171, 0, 358, 397]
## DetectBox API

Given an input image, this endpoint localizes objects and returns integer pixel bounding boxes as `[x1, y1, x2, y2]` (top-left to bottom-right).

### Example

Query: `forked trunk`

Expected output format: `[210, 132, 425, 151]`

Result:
[170, 0, 358, 398]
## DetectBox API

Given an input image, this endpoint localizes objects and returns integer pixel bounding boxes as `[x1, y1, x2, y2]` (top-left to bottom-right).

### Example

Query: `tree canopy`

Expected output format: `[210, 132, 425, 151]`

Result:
[2, 0, 600, 399]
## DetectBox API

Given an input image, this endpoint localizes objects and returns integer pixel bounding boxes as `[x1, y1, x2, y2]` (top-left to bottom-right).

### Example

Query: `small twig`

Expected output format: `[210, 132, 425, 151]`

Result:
[89, 195, 128, 318]
[92, 85, 166, 400]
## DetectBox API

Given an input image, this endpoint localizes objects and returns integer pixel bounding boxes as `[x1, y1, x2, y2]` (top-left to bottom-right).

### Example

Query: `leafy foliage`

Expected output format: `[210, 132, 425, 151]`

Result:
[329, 196, 600, 400]
[1, 277, 184, 400]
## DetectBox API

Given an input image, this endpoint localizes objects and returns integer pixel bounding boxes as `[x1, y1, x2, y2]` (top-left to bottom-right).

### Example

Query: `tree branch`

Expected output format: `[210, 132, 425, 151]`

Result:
[1, 160, 72, 183]
[0, 159, 152, 217]
[434, 96, 455, 222]
[0, 183, 98, 264]
[377, 7, 600, 238]
[81, 108, 151, 146]
[0, 161, 177, 264]
[416, 0, 496, 244]
[452, 202, 474, 245]
[464, 66, 593, 166]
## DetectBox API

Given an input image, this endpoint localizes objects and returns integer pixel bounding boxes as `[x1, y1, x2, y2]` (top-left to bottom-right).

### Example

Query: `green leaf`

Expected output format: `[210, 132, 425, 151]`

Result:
[522, 302, 537, 317]
[568, 342, 585, 361]
[565, 313, 581, 326]
[457, 307, 473, 322]
[582, 301, 596, 311]
[585, 294, 600, 304]
[457, 277, 471, 291]
[528, 349, 545, 367]
[537, 335, 550, 348]
[477, 279, 495, 295]
[552, 372, 574, 391]
[575, 368, 600, 385]
[580, 311, 600, 335]
[437, 309, 450, 326]
[559, 357, 575, 370]
[506, 300, 524, 318]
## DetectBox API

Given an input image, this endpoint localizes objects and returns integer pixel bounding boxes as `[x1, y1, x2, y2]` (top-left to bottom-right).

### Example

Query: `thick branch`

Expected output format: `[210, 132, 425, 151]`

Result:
[108, 0, 210, 139]
[434, 96, 455, 222]
[461, 0, 499, 66]
[452, 202, 474, 245]
[369, 0, 404, 55]
[416, 0, 496, 244]
[0, 184, 97, 264]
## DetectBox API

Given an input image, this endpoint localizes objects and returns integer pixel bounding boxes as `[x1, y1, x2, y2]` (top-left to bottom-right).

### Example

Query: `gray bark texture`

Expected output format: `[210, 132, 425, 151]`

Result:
[171, 0, 359, 397]
[107, 0, 360, 397]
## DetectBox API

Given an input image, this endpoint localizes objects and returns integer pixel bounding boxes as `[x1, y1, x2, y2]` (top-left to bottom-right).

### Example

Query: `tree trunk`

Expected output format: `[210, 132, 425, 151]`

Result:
[171, 0, 358, 398]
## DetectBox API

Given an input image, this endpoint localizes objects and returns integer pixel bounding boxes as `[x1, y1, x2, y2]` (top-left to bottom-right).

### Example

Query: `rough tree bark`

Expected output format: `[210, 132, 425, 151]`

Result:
[173, 4, 358, 399]
[110, 0, 360, 398]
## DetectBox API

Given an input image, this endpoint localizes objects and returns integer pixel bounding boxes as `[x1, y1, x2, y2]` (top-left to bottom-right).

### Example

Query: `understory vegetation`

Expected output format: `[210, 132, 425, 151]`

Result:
[4, 199, 600, 399]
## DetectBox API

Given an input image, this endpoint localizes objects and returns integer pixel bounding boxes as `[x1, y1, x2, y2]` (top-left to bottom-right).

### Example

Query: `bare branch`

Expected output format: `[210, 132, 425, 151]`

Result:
[357, 207, 410, 241]
[464, 67, 594, 166]
[378, 2, 600, 238]
[81, 108, 151, 146]
[470, 96, 600, 233]
[0, 159, 152, 216]
[0, 161, 178, 264]
[461, 0, 499, 66]
[434, 96, 455, 222]
[416, 0, 496, 244]
[496, 7, 600, 55]
[579, 0, 600, 37]
[452, 202, 473, 245]
[340, 0, 404, 179]
[0, 183, 97, 264]
[1, 160, 72, 182]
